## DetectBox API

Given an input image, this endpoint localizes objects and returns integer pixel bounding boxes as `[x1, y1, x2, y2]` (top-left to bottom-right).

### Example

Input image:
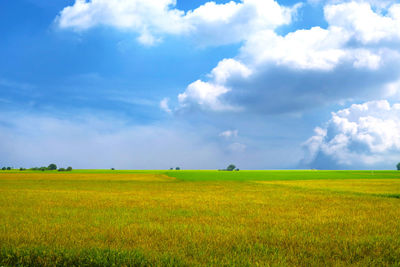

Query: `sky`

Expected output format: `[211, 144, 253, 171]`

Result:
[1, 0, 400, 170]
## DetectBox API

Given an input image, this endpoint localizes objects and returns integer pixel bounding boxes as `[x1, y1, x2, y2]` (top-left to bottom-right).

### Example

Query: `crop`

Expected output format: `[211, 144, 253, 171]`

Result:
[0, 171, 399, 266]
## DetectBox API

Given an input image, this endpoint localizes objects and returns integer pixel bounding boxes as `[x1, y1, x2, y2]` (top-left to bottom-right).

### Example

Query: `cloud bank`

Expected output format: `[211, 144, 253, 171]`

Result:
[302, 100, 400, 169]
[177, 1, 400, 114]
[57, 1, 400, 114]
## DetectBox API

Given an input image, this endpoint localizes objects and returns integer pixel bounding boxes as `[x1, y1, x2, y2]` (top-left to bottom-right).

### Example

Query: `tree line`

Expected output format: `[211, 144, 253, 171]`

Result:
[1, 164, 72, 172]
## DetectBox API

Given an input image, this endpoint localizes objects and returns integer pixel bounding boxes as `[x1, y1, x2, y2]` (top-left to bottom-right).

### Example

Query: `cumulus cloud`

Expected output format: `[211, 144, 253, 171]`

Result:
[178, 59, 251, 111]
[176, 1, 400, 114]
[178, 80, 234, 111]
[56, 0, 188, 45]
[301, 100, 400, 169]
[183, 0, 296, 46]
[325, 2, 400, 44]
[56, 0, 296, 46]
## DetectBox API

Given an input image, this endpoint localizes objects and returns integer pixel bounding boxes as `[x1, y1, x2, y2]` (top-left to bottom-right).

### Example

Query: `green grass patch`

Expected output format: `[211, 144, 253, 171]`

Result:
[164, 170, 400, 182]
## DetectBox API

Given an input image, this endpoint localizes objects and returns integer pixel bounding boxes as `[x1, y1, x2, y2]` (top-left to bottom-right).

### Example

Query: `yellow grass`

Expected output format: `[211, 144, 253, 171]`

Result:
[0, 172, 174, 181]
[1, 172, 400, 266]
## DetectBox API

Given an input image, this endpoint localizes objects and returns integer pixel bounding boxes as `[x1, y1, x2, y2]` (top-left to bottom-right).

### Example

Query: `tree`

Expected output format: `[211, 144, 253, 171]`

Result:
[226, 164, 236, 171]
[48, 163, 57, 170]
[6, 167, 11, 170]
[1, 167, 6, 171]
[397, 162, 400, 171]
[175, 167, 180, 170]
[111, 168, 115, 170]
[66, 166, 72, 171]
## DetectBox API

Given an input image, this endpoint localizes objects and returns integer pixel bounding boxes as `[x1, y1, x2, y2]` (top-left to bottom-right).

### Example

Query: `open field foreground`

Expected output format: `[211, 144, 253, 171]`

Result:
[1, 170, 400, 266]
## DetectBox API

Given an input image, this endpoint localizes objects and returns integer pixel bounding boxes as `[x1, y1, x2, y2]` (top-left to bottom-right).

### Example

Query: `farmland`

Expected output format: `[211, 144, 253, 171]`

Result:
[1, 170, 400, 266]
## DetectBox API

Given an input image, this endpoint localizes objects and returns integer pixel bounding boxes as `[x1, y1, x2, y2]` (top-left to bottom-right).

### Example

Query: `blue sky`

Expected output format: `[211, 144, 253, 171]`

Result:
[1, 0, 400, 169]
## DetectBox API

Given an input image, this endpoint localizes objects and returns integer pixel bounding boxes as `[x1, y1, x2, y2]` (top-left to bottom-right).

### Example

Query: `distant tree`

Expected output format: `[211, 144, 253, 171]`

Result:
[48, 163, 57, 170]
[235, 168, 239, 171]
[31, 167, 39, 171]
[111, 168, 115, 170]
[58, 168, 66, 172]
[226, 164, 236, 171]
[175, 167, 180, 170]
[1, 167, 6, 171]
[6, 167, 12, 170]
[19, 167, 26, 171]
[66, 166, 72, 171]
[397, 162, 400, 171]
[40, 167, 47, 171]
[169, 167, 173, 170]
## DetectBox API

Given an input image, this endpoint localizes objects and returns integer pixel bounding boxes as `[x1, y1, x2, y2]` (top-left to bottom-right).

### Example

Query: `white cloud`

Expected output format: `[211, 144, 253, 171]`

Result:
[325, 2, 400, 44]
[178, 80, 236, 111]
[160, 97, 172, 113]
[302, 100, 400, 169]
[178, 59, 251, 111]
[211, 58, 252, 84]
[240, 27, 350, 70]
[56, 0, 188, 45]
[183, 0, 297, 46]
[56, 0, 297, 46]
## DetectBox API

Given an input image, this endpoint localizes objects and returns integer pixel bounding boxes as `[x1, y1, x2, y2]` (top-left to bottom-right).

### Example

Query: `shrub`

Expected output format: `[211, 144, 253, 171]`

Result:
[58, 168, 66, 172]
[66, 166, 72, 171]
[6, 167, 12, 170]
[1, 167, 6, 171]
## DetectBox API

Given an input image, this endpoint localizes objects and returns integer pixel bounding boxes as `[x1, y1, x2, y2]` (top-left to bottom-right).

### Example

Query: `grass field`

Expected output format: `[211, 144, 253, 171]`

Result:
[1, 170, 400, 266]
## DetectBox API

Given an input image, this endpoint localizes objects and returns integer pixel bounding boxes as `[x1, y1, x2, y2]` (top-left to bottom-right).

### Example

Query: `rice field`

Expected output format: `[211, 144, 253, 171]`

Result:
[0, 170, 400, 266]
